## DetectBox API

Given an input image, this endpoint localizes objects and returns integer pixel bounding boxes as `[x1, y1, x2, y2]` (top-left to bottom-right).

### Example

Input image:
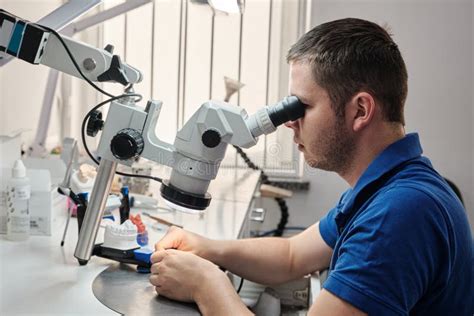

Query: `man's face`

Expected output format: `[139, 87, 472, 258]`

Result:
[286, 61, 356, 173]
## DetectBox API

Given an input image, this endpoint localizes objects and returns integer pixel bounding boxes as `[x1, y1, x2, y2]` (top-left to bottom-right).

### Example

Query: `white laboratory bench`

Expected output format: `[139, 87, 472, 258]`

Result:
[0, 168, 261, 315]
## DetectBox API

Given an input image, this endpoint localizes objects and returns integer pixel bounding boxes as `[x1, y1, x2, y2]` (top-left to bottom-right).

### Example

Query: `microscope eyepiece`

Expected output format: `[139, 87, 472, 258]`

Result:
[246, 96, 305, 138]
[267, 96, 305, 127]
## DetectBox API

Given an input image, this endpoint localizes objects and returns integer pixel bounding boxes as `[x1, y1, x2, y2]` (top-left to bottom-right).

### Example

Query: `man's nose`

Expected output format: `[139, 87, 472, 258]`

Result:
[284, 119, 299, 129]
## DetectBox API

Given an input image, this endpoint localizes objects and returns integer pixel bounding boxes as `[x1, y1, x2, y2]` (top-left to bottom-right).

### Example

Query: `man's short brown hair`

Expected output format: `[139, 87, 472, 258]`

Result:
[287, 18, 408, 125]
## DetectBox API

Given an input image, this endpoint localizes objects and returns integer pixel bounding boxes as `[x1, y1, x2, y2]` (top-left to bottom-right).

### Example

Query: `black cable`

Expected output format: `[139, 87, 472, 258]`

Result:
[33, 16, 163, 184]
[232, 144, 292, 293]
[81, 95, 163, 183]
[237, 276, 244, 294]
[36, 24, 116, 98]
[233, 145, 289, 237]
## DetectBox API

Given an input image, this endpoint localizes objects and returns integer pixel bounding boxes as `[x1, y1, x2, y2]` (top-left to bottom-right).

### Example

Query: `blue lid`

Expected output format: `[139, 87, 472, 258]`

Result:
[134, 247, 153, 263]
[121, 186, 129, 195]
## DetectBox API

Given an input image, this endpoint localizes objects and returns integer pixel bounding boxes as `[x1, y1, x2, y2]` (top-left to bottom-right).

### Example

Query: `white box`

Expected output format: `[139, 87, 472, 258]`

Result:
[0, 166, 66, 236]
[0, 132, 67, 236]
[27, 169, 53, 236]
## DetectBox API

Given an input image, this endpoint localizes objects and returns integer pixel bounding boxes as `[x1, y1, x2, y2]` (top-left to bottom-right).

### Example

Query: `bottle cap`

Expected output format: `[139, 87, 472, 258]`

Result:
[12, 160, 26, 178]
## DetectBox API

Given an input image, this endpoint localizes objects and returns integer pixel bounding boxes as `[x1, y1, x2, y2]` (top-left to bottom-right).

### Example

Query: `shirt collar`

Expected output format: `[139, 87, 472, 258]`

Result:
[337, 133, 423, 216]
[354, 133, 423, 191]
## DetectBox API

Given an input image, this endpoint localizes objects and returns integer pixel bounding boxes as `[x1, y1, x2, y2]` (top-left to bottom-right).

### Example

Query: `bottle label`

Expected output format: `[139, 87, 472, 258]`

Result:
[6, 199, 30, 235]
[7, 212, 30, 233]
[7, 185, 31, 200]
[7, 200, 29, 216]
[0, 191, 5, 206]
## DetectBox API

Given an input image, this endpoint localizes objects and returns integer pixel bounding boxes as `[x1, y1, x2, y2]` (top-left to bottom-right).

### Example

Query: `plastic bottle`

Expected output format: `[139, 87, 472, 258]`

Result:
[6, 160, 31, 241]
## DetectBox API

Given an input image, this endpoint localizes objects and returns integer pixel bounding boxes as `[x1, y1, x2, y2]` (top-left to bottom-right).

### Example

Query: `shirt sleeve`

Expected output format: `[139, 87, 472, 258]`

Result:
[319, 207, 338, 249]
[319, 190, 351, 249]
[323, 186, 450, 315]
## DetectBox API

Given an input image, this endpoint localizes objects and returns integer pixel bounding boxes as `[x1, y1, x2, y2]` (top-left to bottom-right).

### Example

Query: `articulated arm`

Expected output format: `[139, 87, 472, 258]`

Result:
[0, 9, 141, 85]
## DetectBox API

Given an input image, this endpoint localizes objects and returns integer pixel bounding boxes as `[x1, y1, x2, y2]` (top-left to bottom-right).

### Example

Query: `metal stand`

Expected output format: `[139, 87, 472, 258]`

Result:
[74, 158, 117, 264]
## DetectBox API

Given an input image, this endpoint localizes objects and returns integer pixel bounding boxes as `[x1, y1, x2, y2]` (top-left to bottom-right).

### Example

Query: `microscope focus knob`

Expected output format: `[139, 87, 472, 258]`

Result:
[86, 110, 104, 137]
[201, 129, 221, 148]
[110, 128, 144, 160]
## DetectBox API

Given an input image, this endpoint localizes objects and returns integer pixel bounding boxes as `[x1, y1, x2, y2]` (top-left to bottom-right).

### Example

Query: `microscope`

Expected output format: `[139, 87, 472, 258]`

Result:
[0, 9, 305, 265]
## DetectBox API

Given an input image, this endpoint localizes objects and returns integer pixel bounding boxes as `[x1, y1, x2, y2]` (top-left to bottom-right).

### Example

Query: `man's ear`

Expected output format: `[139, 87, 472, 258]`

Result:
[346, 92, 376, 132]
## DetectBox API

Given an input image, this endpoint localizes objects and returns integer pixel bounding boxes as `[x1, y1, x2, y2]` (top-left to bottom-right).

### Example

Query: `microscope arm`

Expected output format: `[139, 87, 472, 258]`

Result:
[0, 9, 141, 85]
[40, 32, 141, 85]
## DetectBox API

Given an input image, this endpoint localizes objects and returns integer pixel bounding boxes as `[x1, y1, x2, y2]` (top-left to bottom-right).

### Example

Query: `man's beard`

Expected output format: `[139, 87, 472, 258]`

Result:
[305, 118, 356, 174]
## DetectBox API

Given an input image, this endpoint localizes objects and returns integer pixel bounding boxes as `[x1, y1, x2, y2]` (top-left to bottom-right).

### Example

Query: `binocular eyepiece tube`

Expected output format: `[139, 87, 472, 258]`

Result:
[246, 95, 305, 138]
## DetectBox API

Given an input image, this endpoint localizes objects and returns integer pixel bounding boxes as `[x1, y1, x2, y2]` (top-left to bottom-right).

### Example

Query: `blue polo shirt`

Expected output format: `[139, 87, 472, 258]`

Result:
[319, 133, 473, 315]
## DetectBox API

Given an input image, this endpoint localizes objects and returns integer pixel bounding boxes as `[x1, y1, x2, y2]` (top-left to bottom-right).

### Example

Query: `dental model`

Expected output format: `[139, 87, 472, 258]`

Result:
[102, 220, 139, 250]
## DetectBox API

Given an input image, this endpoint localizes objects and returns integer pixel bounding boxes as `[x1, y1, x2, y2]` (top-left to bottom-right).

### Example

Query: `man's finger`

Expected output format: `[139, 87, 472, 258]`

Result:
[154, 227, 182, 251]
[150, 250, 168, 264]
[154, 243, 165, 251]
[150, 262, 160, 274]
[155, 286, 163, 296]
[149, 274, 160, 286]
[155, 286, 170, 298]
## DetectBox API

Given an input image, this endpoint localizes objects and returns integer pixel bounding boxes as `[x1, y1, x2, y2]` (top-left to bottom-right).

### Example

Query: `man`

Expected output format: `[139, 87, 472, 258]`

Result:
[149, 18, 473, 315]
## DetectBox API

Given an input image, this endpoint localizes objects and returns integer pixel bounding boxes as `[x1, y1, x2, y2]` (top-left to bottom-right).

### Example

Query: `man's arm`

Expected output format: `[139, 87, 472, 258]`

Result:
[309, 289, 367, 316]
[202, 222, 333, 285]
[151, 223, 367, 315]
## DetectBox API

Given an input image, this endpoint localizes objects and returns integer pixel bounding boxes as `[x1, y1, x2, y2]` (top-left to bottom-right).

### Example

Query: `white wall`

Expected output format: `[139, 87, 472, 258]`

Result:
[285, 0, 473, 230]
[0, 0, 62, 143]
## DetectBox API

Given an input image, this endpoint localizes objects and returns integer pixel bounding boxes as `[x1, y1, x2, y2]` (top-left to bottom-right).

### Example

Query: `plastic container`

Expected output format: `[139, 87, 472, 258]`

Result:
[6, 160, 31, 241]
[136, 230, 149, 246]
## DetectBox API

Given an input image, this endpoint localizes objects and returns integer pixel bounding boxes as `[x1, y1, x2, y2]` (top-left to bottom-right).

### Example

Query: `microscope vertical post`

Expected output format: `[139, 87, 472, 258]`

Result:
[74, 159, 117, 264]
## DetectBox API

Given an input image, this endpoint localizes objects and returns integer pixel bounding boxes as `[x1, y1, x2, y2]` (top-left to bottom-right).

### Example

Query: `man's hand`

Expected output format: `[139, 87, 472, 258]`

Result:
[154, 226, 212, 258]
[149, 249, 252, 315]
[149, 249, 224, 302]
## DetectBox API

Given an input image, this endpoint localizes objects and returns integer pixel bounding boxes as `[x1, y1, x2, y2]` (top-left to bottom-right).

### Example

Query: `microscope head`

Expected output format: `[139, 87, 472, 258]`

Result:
[160, 95, 305, 212]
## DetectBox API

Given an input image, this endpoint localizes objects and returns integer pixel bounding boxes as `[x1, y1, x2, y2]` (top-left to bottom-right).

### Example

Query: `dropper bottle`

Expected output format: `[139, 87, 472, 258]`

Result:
[6, 160, 31, 241]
